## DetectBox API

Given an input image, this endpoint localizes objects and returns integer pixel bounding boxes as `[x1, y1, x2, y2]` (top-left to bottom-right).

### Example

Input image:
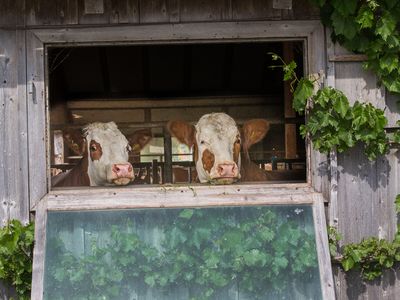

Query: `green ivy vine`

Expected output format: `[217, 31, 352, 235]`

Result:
[270, 53, 399, 160]
[0, 220, 34, 300]
[310, 0, 400, 94]
[329, 195, 400, 280]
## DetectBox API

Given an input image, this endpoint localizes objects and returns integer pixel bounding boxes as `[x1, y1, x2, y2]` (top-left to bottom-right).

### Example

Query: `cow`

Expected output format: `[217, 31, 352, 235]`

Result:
[52, 122, 152, 187]
[167, 112, 270, 184]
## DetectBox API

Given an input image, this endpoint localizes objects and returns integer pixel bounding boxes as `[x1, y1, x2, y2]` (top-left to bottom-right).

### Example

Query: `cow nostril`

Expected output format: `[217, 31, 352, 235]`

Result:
[128, 165, 132, 172]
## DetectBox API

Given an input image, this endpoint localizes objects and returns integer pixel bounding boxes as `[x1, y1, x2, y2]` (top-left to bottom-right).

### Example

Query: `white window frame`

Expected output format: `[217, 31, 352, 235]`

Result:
[27, 20, 333, 299]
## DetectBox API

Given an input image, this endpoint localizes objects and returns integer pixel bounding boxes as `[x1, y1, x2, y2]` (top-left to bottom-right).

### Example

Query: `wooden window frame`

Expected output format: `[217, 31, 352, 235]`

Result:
[32, 184, 335, 299]
[27, 20, 333, 298]
[27, 20, 326, 210]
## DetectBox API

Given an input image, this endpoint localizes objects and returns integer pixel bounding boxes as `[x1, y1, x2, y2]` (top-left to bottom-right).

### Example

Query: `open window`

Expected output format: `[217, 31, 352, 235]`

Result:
[49, 42, 306, 187]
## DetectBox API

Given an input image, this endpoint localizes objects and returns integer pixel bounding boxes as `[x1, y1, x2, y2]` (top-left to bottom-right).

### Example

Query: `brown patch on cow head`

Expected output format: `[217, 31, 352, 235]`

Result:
[89, 140, 103, 161]
[126, 129, 153, 153]
[202, 149, 215, 173]
[167, 120, 196, 147]
[241, 119, 270, 159]
[233, 135, 241, 164]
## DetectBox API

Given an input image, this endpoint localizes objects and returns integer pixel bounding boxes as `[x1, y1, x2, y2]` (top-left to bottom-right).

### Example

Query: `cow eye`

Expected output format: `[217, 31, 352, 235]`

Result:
[235, 138, 241, 144]
[90, 145, 97, 152]
[126, 145, 131, 152]
[200, 140, 205, 145]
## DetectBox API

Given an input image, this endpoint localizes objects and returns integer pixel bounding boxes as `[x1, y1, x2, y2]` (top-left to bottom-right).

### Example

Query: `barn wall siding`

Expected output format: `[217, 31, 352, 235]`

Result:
[329, 43, 400, 299]
[0, 28, 30, 300]
[0, 29, 29, 225]
[1, 0, 319, 29]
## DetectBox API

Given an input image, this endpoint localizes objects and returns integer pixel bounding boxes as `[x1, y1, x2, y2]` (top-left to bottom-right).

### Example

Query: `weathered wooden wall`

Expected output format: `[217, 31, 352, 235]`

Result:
[326, 37, 400, 300]
[0, 1, 399, 300]
[0, 0, 319, 29]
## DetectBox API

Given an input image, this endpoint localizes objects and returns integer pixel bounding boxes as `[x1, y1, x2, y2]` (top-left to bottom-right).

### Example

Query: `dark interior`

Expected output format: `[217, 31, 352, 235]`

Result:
[48, 41, 306, 184]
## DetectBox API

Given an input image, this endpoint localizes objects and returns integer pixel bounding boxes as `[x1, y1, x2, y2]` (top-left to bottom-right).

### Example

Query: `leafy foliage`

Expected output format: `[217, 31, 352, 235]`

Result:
[0, 220, 34, 300]
[270, 53, 391, 160]
[329, 196, 400, 280]
[45, 207, 320, 300]
[311, 0, 400, 94]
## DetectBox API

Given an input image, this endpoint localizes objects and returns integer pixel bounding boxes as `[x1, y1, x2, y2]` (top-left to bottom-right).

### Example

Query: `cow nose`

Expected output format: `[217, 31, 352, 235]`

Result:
[216, 162, 238, 178]
[112, 163, 133, 177]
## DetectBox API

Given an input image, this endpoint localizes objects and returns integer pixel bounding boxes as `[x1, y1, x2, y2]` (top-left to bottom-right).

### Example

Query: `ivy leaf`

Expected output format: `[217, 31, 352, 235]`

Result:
[357, 5, 374, 29]
[376, 12, 397, 41]
[331, 12, 358, 39]
[293, 78, 314, 114]
[379, 54, 399, 73]
[333, 93, 350, 118]
[342, 257, 355, 271]
[332, 0, 358, 15]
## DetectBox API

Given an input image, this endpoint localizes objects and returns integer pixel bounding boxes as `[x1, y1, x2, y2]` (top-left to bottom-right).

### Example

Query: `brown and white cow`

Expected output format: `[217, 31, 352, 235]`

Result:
[167, 113, 269, 184]
[52, 122, 151, 187]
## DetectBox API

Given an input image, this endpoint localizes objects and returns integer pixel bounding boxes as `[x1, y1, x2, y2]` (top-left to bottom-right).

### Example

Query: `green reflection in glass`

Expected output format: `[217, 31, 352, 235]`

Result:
[44, 205, 322, 300]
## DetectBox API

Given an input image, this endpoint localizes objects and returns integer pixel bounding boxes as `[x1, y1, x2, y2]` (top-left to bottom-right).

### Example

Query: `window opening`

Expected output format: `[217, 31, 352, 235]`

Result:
[48, 42, 306, 187]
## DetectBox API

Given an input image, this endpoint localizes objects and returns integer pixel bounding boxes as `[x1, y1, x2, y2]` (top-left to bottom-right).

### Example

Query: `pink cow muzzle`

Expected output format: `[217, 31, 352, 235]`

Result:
[110, 163, 134, 185]
[210, 162, 239, 184]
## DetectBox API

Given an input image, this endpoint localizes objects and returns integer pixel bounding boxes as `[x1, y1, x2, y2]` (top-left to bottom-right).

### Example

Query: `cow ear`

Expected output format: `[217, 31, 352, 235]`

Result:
[242, 119, 270, 152]
[167, 120, 196, 147]
[63, 128, 86, 156]
[127, 129, 153, 153]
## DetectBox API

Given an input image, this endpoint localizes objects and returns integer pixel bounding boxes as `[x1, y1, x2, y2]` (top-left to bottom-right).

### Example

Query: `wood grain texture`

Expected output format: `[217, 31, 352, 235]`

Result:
[0, 30, 30, 225]
[27, 31, 48, 210]
[26, 0, 79, 26]
[0, 0, 25, 28]
[333, 40, 400, 299]
[180, 0, 227, 22]
[31, 198, 48, 300]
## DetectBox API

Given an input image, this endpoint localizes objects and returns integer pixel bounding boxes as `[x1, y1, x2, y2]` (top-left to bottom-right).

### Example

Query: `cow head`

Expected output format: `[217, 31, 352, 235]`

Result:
[168, 113, 269, 184]
[63, 122, 151, 186]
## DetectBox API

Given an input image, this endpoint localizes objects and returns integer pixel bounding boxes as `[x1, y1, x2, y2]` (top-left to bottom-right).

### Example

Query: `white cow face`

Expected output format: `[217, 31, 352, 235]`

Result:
[168, 113, 269, 184]
[83, 122, 134, 186]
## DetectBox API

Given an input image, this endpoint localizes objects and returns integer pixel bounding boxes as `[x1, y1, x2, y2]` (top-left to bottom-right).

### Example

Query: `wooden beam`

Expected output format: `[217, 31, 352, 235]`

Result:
[283, 42, 297, 159]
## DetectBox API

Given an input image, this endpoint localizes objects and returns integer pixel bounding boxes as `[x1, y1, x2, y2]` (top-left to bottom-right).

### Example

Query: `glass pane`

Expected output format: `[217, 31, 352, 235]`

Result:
[44, 206, 322, 300]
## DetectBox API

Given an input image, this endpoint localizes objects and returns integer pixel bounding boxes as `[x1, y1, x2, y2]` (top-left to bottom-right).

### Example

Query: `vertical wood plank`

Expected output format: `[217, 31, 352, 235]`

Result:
[0, 0, 25, 28]
[307, 23, 330, 200]
[139, 0, 169, 23]
[0, 29, 29, 225]
[232, 0, 281, 20]
[180, 0, 226, 22]
[284, 124, 296, 158]
[27, 31, 48, 210]
[31, 198, 48, 300]
[110, 0, 140, 24]
[26, 0, 79, 26]
[282, 42, 297, 159]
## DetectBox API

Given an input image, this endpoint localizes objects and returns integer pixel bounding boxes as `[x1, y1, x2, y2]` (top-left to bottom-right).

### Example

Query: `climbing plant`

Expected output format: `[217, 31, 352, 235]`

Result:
[270, 53, 396, 160]
[0, 220, 34, 300]
[329, 195, 400, 280]
[310, 0, 400, 94]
